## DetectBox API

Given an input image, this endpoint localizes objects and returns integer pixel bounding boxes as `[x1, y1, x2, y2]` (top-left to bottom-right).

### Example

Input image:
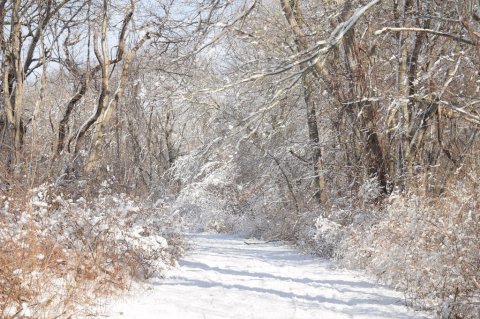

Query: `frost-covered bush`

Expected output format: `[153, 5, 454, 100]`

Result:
[295, 213, 344, 258]
[280, 175, 479, 319]
[358, 176, 383, 205]
[341, 187, 480, 319]
[0, 183, 184, 318]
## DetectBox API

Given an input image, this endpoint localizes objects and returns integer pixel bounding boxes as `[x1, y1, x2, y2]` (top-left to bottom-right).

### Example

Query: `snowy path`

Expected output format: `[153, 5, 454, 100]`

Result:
[103, 233, 430, 319]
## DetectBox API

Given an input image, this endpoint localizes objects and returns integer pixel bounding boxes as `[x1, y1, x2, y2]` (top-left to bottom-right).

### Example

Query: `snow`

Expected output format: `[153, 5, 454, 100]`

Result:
[101, 233, 431, 319]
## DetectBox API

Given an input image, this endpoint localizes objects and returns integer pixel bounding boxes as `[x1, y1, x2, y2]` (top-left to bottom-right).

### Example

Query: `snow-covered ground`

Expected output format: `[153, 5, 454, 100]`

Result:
[101, 233, 431, 319]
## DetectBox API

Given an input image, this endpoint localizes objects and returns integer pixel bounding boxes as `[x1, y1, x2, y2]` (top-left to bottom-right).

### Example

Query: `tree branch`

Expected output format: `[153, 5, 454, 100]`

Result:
[374, 27, 478, 46]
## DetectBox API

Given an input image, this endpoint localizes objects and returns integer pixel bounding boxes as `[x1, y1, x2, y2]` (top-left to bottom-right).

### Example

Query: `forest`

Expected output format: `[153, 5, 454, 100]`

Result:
[0, 0, 479, 318]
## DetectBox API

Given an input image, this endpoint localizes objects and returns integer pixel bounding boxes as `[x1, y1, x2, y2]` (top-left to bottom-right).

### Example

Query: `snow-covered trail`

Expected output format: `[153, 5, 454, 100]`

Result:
[104, 233, 430, 319]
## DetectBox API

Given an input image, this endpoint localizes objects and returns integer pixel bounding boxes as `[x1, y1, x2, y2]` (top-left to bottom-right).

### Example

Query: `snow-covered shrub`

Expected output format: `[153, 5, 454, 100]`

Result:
[0, 183, 184, 318]
[295, 213, 344, 258]
[341, 185, 480, 318]
[358, 176, 383, 205]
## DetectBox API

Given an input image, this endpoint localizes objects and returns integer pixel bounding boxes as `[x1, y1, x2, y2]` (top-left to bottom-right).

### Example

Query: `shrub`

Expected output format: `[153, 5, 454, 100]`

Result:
[0, 182, 184, 318]
[341, 186, 480, 318]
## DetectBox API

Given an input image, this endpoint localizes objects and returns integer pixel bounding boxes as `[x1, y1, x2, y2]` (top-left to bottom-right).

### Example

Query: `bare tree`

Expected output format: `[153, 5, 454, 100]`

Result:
[0, 0, 74, 170]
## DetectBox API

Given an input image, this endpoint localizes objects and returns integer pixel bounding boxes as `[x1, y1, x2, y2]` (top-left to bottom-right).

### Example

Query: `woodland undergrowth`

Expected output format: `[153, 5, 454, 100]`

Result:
[0, 179, 184, 318]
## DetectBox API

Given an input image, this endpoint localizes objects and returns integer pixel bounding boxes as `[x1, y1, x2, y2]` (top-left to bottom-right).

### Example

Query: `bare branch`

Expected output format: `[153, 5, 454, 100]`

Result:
[374, 27, 478, 46]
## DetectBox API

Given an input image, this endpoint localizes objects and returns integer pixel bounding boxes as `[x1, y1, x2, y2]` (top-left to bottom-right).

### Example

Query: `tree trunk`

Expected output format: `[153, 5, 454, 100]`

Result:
[280, 0, 328, 205]
[86, 32, 150, 172]
[304, 75, 328, 205]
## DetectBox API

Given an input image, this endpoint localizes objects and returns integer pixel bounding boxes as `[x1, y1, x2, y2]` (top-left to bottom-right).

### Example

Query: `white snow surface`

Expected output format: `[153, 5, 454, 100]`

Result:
[102, 233, 431, 319]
